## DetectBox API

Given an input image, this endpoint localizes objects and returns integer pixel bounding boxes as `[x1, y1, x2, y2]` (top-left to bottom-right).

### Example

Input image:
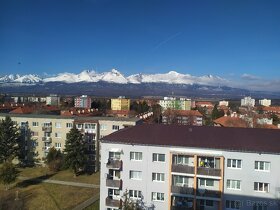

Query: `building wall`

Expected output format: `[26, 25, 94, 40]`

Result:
[100, 142, 280, 210]
[111, 98, 130, 111]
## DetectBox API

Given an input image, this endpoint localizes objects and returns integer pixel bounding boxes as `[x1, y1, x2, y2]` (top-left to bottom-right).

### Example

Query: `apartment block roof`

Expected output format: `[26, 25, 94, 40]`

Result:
[102, 124, 280, 154]
[0, 113, 141, 122]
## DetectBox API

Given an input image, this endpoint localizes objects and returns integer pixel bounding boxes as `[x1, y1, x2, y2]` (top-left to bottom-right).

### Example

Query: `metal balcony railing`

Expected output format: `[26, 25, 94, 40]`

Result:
[105, 197, 122, 208]
[106, 179, 122, 189]
[171, 185, 194, 195]
[106, 159, 122, 170]
[197, 167, 221, 177]
[196, 189, 221, 198]
[172, 164, 195, 174]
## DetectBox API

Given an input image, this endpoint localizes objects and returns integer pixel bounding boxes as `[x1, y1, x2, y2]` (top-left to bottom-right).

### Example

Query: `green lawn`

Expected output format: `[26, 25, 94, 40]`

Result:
[84, 200, 99, 210]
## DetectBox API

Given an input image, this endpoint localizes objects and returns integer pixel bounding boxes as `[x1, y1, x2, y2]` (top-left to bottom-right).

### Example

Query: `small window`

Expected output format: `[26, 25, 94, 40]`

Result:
[129, 190, 142, 199]
[32, 122, 39, 127]
[55, 122, 61, 128]
[226, 179, 241, 190]
[66, 123, 73, 128]
[112, 125, 119, 131]
[109, 152, 121, 160]
[152, 153, 165, 162]
[226, 200, 241, 209]
[200, 178, 214, 187]
[151, 192, 164, 201]
[130, 152, 142, 161]
[129, 171, 142, 180]
[254, 182, 269, 193]
[55, 143, 62, 148]
[152, 173, 165, 182]
[255, 161, 270, 171]
[227, 159, 242, 169]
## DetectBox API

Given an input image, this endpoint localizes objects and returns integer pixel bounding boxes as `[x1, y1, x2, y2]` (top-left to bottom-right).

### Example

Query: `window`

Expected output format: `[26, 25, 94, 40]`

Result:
[55, 132, 61, 138]
[76, 124, 83, 129]
[254, 182, 269, 192]
[227, 159, 242, 169]
[112, 125, 119, 131]
[129, 171, 142, 180]
[173, 175, 189, 186]
[253, 203, 267, 210]
[226, 180, 241, 190]
[43, 122, 51, 127]
[55, 122, 61, 128]
[85, 123, 96, 129]
[255, 161, 270, 171]
[152, 153, 165, 162]
[31, 131, 39, 137]
[152, 173, 165, 182]
[129, 190, 142, 199]
[100, 124, 107, 130]
[202, 200, 214, 207]
[130, 152, 142, 161]
[109, 152, 121, 160]
[226, 200, 241, 209]
[152, 192, 164, 201]
[55, 143, 61, 148]
[173, 155, 190, 165]
[32, 122, 39, 127]
[200, 178, 214, 187]
[66, 123, 73, 128]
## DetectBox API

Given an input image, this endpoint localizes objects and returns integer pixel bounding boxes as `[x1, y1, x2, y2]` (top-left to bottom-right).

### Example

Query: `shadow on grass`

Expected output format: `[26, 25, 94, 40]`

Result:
[16, 173, 56, 188]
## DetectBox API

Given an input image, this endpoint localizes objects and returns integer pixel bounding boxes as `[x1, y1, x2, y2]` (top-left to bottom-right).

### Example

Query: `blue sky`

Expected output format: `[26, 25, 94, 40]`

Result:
[1, 0, 280, 83]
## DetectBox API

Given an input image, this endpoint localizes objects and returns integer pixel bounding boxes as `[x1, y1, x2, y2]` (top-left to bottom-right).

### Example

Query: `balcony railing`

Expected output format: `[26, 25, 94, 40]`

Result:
[106, 197, 122, 208]
[172, 164, 195, 174]
[196, 189, 221, 198]
[106, 159, 122, 170]
[171, 185, 194, 195]
[197, 167, 221, 177]
[42, 137, 52, 142]
[106, 179, 122, 189]
[42, 126, 52, 132]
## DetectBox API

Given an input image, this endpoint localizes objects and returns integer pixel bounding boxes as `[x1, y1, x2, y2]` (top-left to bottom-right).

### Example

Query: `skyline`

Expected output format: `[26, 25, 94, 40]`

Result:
[1, 0, 280, 91]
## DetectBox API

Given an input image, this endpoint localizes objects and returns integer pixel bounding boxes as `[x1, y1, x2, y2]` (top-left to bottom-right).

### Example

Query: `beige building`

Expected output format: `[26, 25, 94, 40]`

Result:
[0, 113, 141, 172]
[111, 96, 130, 111]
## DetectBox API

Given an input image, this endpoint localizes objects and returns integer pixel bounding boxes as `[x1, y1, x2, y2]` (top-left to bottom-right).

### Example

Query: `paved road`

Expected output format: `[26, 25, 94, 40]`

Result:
[18, 176, 100, 188]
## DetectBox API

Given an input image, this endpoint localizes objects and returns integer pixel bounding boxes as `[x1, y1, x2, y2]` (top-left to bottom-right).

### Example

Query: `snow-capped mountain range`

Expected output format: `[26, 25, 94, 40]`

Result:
[0, 69, 229, 86]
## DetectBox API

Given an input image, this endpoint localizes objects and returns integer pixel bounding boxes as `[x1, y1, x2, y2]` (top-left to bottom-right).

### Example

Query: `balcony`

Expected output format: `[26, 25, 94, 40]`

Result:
[196, 189, 221, 198]
[42, 137, 52, 143]
[106, 159, 122, 170]
[172, 164, 195, 174]
[171, 185, 194, 195]
[106, 197, 122, 208]
[42, 126, 52, 132]
[106, 179, 122, 189]
[197, 167, 221, 177]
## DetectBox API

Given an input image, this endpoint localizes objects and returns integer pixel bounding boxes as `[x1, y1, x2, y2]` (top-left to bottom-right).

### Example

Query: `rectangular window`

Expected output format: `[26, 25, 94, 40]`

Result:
[55, 143, 61, 148]
[55, 122, 61, 128]
[85, 123, 96, 129]
[173, 175, 189, 186]
[66, 123, 73, 128]
[109, 152, 121, 160]
[200, 178, 214, 187]
[226, 180, 241, 190]
[129, 190, 142, 199]
[226, 200, 241, 209]
[253, 203, 267, 210]
[152, 173, 165, 182]
[173, 155, 190, 165]
[112, 125, 119, 131]
[152, 153, 165, 162]
[129, 171, 142, 180]
[255, 161, 270, 171]
[151, 192, 164, 201]
[130, 152, 142, 161]
[227, 159, 242, 169]
[55, 132, 61, 138]
[254, 182, 269, 192]
[76, 124, 83, 129]
[31, 131, 39, 137]
[32, 122, 39, 127]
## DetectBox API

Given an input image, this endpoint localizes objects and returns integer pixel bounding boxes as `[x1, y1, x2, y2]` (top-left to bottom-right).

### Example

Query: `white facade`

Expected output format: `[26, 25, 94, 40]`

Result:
[259, 99, 271, 107]
[159, 97, 191, 111]
[46, 94, 60, 106]
[219, 100, 229, 107]
[241, 97, 255, 107]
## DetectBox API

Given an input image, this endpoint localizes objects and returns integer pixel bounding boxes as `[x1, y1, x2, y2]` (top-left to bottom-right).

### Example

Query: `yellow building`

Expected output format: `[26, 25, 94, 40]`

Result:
[111, 96, 130, 111]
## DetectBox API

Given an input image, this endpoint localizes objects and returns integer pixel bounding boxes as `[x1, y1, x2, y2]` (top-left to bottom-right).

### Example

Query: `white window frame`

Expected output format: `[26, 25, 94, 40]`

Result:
[226, 200, 241, 209]
[130, 152, 143, 161]
[254, 182, 269, 193]
[66, 123, 73, 128]
[55, 143, 62, 148]
[129, 170, 142, 180]
[55, 122, 61, 128]
[152, 173, 165, 182]
[112, 125, 119, 131]
[227, 159, 242, 169]
[226, 179, 241, 190]
[129, 190, 142, 199]
[152, 153, 165, 162]
[200, 178, 214, 187]
[32, 122, 39, 127]
[109, 152, 121, 160]
[152, 192, 164, 201]
[254, 161, 270, 172]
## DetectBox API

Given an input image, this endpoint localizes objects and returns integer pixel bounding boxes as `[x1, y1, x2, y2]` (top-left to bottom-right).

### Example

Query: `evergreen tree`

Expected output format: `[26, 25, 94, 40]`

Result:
[63, 127, 87, 176]
[46, 147, 63, 172]
[0, 161, 18, 190]
[0, 116, 20, 163]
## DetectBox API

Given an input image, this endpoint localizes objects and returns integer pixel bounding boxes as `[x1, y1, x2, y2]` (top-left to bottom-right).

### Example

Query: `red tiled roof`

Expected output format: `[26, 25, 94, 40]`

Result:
[213, 116, 248, 128]
[9, 106, 34, 114]
[102, 124, 280, 154]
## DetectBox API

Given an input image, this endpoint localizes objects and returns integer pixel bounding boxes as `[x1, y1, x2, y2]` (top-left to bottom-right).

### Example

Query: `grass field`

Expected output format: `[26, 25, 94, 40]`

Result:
[0, 166, 100, 210]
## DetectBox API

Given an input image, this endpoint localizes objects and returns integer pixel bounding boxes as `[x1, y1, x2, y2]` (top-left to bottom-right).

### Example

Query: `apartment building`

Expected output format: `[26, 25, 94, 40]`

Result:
[111, 96, 130, 111]
[241, 97, 255, 107]
[162, 110, 203, 126]
[100, 124, 280, 210]
[159, 97, 191, 111]
[46, 94, 60, 106]
[259, 99, 271, 107]
[74, 95, 92, 108]
[0, 113, 141, 172]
